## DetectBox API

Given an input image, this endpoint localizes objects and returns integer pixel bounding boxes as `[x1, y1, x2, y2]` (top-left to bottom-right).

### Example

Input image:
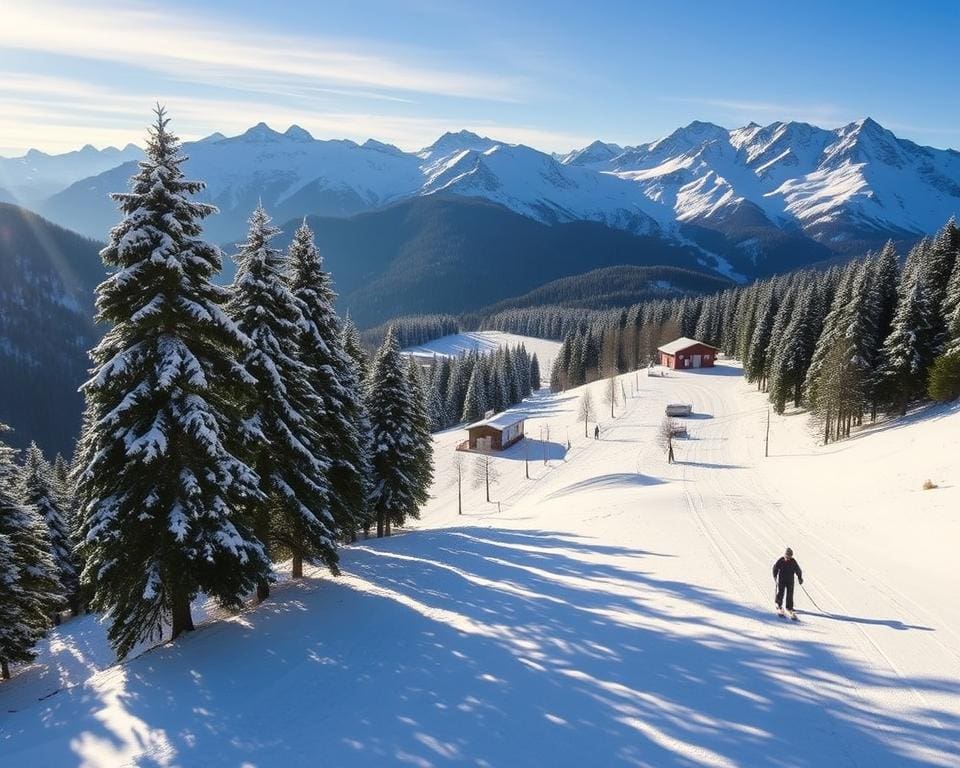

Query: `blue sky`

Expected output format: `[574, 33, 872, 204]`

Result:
[1, 0, 958, 155]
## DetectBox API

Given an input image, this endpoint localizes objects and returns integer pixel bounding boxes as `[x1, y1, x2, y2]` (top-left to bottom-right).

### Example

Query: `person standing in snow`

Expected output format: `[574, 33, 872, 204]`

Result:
[594, 425, 600, 440]
[773, 548, 803, 619]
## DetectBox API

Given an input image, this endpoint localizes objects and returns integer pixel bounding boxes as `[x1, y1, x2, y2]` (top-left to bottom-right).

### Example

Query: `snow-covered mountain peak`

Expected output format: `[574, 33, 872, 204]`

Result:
[362, 139, 406, 156]
[560, 140, 625, 168]
[240, 122, 285, 142]
[649, 121, 728, 156]
[284, 124, 314, 142]
[418, 130, 500, 161]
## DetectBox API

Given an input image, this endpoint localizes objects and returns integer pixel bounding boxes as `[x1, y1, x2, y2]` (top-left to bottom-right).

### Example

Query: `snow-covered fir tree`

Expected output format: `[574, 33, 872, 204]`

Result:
[928, 248, 960, 401]
[0, 426, 62, 679]
[76, 109, 270, 657]
[366, 327, 421, 537]
[429, 357, 453, 429]
[529, 353, 541, 391]
[461, 357, 488, 423]
[745, 287, 777, 390]
[405, 358, 435, 512]
[51, 451, 81, 597]
[21, 443, 77, 620]
[923, 218, 959, 351]
[341, 316, 370, 385]
[878, 262, 936, 415]
[804, 265, 857, 410]
[445, 354, 473, 423]
[286, 219, 371, 544]
[769, 289, 818, 413]
[227, 205, 336, 587]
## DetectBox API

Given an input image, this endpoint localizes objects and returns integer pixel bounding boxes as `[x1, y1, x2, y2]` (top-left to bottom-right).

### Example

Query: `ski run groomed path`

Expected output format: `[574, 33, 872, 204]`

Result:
[2, 357, 959, 767]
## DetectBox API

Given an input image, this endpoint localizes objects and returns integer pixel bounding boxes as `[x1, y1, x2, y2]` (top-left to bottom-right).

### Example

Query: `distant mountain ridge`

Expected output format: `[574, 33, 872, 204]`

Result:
[9, 118, 958, 277]
[0, 143, 141, 205]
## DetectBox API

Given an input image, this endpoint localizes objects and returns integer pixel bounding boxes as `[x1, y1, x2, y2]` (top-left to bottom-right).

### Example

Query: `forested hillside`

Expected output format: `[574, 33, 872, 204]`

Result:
[536, 219, 960, 441]
[0, 204, 104, 455]
[475, 265, 731, 314]
[268, 196, 709, 327]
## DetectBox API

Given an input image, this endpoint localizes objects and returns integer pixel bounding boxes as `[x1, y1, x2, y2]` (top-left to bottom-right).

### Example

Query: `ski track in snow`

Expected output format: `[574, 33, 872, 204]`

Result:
[2, 353, 959, 767]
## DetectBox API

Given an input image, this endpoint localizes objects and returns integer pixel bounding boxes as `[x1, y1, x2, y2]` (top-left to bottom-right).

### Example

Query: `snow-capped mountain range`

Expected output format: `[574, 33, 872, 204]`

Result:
[0, 143, 141, 204]
[5, 118, 959, 273]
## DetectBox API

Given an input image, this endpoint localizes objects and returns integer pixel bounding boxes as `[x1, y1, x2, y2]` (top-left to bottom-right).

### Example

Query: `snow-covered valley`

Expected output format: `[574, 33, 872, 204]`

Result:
[2, 339, 958, 767]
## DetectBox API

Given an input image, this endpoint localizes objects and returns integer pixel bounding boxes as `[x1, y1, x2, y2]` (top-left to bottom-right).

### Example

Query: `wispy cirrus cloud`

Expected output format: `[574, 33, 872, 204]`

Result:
[1, 0, 524, 103]
[0, 1, 580, 154]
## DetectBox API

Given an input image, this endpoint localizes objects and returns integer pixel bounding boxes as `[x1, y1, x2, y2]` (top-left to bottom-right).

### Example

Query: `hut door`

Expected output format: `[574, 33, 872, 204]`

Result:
[478, 437, 491, 452]
[691, 354, 701, 368]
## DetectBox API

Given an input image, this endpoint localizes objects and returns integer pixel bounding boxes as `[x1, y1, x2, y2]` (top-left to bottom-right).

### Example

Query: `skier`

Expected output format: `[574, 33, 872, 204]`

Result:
[773, 547, 803, 619]
[594, 425, 600, 440]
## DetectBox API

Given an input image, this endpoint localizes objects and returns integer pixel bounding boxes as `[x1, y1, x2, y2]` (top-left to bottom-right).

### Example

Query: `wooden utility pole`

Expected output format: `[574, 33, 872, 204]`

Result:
[765, 408, 770, 457]
[525, 440, 530, 479]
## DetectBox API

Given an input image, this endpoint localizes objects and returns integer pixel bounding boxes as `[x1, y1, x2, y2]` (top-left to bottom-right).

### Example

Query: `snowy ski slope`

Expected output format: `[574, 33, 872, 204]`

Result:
[403, 331, 559, 381]
[2, 348, 958, 767]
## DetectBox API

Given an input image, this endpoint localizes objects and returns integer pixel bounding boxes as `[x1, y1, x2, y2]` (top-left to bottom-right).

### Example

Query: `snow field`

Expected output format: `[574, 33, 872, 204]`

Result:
[2, 348, 959, 767]
[403, 331, 559, 382]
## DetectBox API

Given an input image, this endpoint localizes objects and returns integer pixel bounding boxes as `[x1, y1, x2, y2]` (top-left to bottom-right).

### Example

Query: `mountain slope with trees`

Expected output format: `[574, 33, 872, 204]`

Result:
[0, 204, 105, 456]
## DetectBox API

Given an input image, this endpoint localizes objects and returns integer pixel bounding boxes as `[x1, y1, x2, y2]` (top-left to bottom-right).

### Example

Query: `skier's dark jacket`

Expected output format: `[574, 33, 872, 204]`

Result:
[773, 557, 803, 586]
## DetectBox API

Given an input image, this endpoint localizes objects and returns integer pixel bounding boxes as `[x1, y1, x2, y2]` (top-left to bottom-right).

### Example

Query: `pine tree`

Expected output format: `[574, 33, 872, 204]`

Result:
[51, 452, 82, 613]
[76, 109, 270, 656]
[51, 454, 73, 518]
[807, 263, 879, 442]
[491, 352, 509, 412]
[924, 218, 960, 351]
[805, 265, 857, 409]
[287, 220, 371, 543]
[872, 242, 901, 347]
[430, 357, 453, 428]
[228, 205, 336, 586]
[406, 358, 435, 513]
[878, 265, 935, 415]
[461, 358, 488, 423]
[529, 353, 541, 392]
[568, 332, 586, 387]
[745, 287, 777, 390]
[928, 353, 960, 402]
[769, 288, 818, 413]
[341, 317, 370, 385]
[0, 427, 62, 679]
[366, 328, 421, 537]
[445, 355, 472, 424]
[21, 443, 77, 621]
[764, 288, 797, 391]
[940, 245, 960, 357]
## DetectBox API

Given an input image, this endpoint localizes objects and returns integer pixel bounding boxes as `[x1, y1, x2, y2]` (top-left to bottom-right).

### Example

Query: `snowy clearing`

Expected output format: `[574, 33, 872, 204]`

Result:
[403, 331, 559, 378]
[2, 354, 959, 767]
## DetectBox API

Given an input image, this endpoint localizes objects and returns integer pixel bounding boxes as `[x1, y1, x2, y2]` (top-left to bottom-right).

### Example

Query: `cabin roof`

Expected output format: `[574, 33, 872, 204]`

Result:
[466, 412, 527, 431]
[657, 337, 719, 355]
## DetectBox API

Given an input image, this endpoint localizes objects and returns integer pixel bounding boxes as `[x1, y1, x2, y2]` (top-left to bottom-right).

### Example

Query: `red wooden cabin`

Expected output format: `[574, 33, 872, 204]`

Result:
[657, 337, 718, 369]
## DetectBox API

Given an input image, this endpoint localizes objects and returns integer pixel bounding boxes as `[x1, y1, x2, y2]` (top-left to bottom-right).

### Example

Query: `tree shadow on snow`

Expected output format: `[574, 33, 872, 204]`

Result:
[674, 460, 744, 470]
[7, 527, 958, 768]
